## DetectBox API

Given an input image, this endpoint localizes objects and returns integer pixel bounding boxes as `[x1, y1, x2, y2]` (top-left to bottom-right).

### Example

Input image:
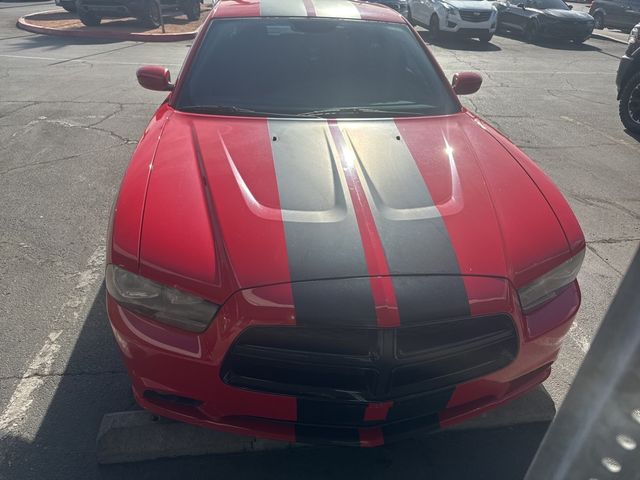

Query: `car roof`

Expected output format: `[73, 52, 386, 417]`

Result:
[211, 0, 406, 23]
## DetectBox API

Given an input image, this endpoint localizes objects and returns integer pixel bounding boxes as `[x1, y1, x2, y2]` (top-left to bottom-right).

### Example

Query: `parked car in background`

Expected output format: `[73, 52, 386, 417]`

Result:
[589, 0, 640, 31]
[617, 23, 640, 132]
[55, 0, 77, 13]
[76, 0, 201, 28]
[408, 0, 497, 42]
[496, 0, 594, 43]
[361, 0, 410, 17]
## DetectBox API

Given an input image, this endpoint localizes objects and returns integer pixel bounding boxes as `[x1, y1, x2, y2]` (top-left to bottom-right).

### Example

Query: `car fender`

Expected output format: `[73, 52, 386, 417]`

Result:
[617, 52, 640, 99]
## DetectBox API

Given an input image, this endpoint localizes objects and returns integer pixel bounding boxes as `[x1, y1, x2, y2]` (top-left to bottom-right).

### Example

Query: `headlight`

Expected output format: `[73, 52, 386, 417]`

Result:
[442, 3, 459, 15]
[518, 249, 585, 314]
[106, 265, 219, 332]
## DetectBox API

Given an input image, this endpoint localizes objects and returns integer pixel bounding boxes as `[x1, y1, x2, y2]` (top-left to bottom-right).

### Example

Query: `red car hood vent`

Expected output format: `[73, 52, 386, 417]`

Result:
[138, 112, 570, 299]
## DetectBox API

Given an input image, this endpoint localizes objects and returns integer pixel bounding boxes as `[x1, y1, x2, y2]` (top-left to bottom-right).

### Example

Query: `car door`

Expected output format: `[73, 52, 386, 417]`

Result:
[497, 0, 522, 30]
[422, 0, 437, 22]
[624, 0, 640, 29]
[503, 0, 533, 31]
[607, 0, 630, 27]
[409, 0, 427, 23]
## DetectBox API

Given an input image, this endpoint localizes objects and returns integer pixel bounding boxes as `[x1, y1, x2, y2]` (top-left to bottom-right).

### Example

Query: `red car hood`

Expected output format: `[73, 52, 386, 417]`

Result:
[135, 110, 572, 303]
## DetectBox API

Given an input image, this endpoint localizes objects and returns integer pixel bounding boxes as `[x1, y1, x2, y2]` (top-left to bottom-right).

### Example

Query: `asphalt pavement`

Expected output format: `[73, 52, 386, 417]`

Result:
[1, 1, 639, 478]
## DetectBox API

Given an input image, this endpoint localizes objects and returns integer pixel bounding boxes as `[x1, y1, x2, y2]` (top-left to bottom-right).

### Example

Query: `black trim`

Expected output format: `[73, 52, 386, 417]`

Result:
[222, 314, 518, 412]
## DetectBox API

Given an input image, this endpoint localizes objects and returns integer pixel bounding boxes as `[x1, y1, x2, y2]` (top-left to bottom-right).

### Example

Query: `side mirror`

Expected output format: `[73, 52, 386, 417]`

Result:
[452, 72, 483, 95]
[517, 3, 525, 8]
[136, 65, 174, 91]
[568, 4, 573, 8]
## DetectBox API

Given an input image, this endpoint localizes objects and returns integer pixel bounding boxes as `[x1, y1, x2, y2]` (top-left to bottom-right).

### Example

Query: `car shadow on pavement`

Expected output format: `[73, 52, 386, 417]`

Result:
[494, 30, 601, 51]
[10, 31, 127, 50]
[417, 31, 502, 52]
[0, 283, 550, 480]
[623, 129, 640, 143]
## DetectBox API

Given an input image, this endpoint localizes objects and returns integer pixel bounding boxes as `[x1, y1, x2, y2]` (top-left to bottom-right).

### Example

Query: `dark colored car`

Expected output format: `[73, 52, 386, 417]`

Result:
[361, 0, 409, 17]
[495, 0, 595, 43]
[617, 23, 640, 132]
[589, 0, 640, 31]
[76, 0, 201, 28]
[55, 0, 77, 13]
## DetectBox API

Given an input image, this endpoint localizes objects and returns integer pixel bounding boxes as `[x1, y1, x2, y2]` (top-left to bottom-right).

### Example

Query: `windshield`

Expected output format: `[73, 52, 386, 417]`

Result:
[175, 18, 459, 118]
[527, 0, 570, 10]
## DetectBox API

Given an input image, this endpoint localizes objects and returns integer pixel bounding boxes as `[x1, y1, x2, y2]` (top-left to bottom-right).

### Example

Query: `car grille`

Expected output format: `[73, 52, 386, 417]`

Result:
[459, 10, 492, 22]
[221, 314, 518, 404]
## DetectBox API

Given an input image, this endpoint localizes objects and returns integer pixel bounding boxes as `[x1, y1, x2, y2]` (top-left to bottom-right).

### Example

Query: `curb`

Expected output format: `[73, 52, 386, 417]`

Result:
[17, 10, 198, 42]
[96, 386, 555, 464]
[591, 31, 628, 45]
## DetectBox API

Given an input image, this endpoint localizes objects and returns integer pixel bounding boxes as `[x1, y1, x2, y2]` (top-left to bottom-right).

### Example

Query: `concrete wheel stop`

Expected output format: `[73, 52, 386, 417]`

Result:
[17, 6, 213, 42]
[96, 385, 555, 464]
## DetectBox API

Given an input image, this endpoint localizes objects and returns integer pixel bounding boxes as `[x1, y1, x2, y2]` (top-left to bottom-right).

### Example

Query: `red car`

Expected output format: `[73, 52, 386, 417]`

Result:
[106, 0, 585, 447]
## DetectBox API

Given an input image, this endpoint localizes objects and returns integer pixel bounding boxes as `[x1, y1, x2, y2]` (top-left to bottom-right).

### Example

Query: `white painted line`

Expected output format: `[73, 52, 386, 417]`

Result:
[0, 331, 63, 438]
[0, 246, 106, 447]
[0, 54, 183, 67]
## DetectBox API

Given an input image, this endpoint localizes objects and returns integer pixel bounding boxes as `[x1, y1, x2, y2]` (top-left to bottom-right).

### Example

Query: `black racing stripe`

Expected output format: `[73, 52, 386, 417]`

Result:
[340, 122, 470, 324]
[295, 425, 360, 446]
[289, 278, 378, 327]
[268, 120, 377, 327]
[391, 277, 470, 324]
[297, 398, 367, 426]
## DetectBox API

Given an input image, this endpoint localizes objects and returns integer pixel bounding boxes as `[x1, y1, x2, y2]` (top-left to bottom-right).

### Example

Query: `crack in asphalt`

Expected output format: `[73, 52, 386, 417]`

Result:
[586, 244, 625, 276]
[0, 141, 132, 176]
[0, 101, 36, 118]
[570, 193, 640, 221]
[589, 237, 640, 244]
[48, 42, 144, 66]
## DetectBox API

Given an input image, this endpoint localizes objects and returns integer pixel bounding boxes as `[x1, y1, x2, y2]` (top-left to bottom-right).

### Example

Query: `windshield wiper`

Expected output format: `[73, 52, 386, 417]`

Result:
[296, 106, 425, 118]
[178, 105, 292, 117]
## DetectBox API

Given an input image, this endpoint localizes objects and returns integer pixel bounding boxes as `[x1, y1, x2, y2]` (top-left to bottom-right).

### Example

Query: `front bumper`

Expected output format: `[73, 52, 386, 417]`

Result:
[107, 276, 580, 447]
[440, 12, 497, 35]
[78, 0, 145, 18]
[537, 20, 594, 40]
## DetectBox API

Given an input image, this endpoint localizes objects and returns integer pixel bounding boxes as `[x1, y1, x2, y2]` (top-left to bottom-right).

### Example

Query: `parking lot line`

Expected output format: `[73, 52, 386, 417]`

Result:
[0, 246, 105, 448]
[0, 330, 63, 441]
[0, 53, 183, 67]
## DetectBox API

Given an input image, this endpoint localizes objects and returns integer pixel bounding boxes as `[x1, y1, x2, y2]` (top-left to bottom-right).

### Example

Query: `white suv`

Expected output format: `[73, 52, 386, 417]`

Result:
[408, 0, 497, 42]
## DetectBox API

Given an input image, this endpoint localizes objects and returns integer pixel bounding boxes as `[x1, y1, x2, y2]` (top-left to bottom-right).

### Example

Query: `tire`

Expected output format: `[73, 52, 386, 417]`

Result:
[523, 20, 538, 43]
[593, 11, 604, 30]
[182, 0, 200, 21]
[572, 36, 589, 44]
[429, 14, 440, 41]
[78, 9, 101, 26]
[61, 1, 77, 13]
[478, 33, 493, 43]
[139, 0, 162, 28]
[619, 71, 640, 134]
